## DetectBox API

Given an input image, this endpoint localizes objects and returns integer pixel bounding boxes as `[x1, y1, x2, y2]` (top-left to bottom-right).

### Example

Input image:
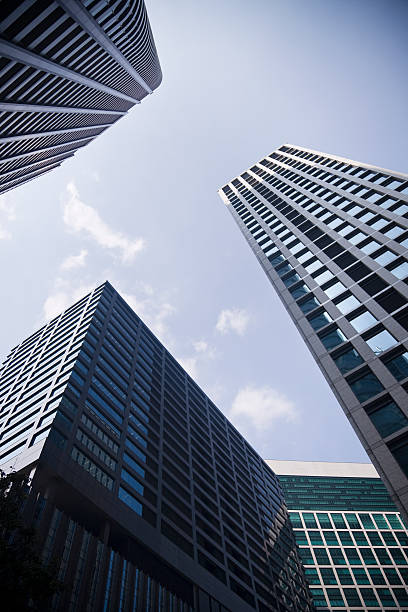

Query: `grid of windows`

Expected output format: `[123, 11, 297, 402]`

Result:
[220, 144, 408, 519]
[0, 282, 312, 611]
[0, 0, 162, 195]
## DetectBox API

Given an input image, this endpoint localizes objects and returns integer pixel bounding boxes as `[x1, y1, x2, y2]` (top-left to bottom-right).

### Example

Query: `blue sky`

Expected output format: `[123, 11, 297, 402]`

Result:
[1, 0, 407, 462]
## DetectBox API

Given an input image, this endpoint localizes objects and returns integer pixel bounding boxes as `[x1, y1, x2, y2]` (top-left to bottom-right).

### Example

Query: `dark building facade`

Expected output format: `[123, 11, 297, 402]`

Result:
[219, 145, 408, 520]
[0, 282, 312, 611]
[269, 460, 408, 611]
[0, 0, 162, 195]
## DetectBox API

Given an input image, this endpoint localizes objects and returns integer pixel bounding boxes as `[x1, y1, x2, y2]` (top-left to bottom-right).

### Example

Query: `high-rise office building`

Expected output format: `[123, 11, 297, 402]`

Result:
[219, 145, 408, 519]
[268, 460, 408, 611]
[0, 0, 161, 195]
[0, 282, 312, 611]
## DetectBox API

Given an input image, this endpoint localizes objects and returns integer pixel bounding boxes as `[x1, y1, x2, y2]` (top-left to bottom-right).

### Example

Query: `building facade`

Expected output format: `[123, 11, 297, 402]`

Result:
[0, 0, 162, 195]
[219, 145, 408, 518]
[0, 282, 312, 611]
[268, 460, 408, 611]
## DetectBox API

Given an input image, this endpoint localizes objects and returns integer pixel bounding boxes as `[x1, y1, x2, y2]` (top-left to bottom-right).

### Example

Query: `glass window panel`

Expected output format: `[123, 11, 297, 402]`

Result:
[329, 548, 346, 565]
[349, 231, 366, 245]
[304, 260, 322, 274]
[324, 281, 346, 299]
[368, 400, 408, 438]
[294, 530, 308, 545]
[387, 514, 403, 530]
[349, 370, 384, 403]
[326, 588, 344, 606]
[373, 514, 389, 529]
[333, 347, 363, 374]
[304, 568, 320, 584]
[336, 294, 360, 314]
[377, 587, 396, 606]
[361, 240, 381, 254]
[320, 327, 347, 350]
[385, 225, 404, 239]
[323, 531, 338, 546]
[390, 261, 408, 280]
[303, 513, 317, 528]
[309, 531, 324, 545]
[369, 568, 385, 584]
[298, 295, 321, 314]
[394, 588, 408, 607]
[371, 218, 388, 230]
[360, 588, 380, 607]
[290, 284, 311, 299]
[317, 513, 332, 529]
[310, 588, 327, 608]
[350, 310, 377, 333]
[338, 531, 353, 545]
[366, 329, 398, 354]
[374, 548, 392, 565]
[336, 568, 353, 585]
[352, 568, 369, 584]
[352, 531, 368, 546]
[390, 438, 408, 478]
[277, 263, 293, 277]
[309, 311, 332, 331]
[289, 512, 302, 527]
[343, 588, 362, 606]
[314, 548, 330, 565]
[320, 568, 337, 584]
[331, 513, 346, 529]
[374, 250, 398, 265]
[315, 269, 334, 286]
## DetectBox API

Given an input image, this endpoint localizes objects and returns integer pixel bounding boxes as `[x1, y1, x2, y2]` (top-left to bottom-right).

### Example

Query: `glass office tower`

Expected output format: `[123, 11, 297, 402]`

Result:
[0, 0, 162, 195]
[0, 282, 311, 611]
[219, 145, 408, 519]
[268, 460, 408, 611]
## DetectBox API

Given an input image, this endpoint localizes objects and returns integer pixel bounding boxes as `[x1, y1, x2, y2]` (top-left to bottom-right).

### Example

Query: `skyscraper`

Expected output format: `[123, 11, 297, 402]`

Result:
[0, 282, 312, 611]
[218, 145, 408, 519]
[0, 0, 162, 195]
[268, 460, 408, 611]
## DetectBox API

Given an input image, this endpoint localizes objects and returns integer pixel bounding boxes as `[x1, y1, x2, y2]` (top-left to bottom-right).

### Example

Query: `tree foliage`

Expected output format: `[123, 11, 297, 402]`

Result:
[0, 470, 62, 611]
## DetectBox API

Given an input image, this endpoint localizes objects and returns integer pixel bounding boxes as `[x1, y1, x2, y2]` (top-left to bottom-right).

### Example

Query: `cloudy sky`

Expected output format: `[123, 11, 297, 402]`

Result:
[1, 0, 407, 463]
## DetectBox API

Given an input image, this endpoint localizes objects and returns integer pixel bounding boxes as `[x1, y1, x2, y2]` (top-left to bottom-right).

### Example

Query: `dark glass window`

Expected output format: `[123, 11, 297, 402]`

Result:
[290, 284, 310, 299]
[333, 346, 363, 374]
[383, 352, 408, 381]
[389, 434, 408, 478]
[298, 295, 320, 314]
[348, 370, 384, 403]
[319, 327, 346, 351]
[308, 311, 332, 331]
[367, 400, 408, 438]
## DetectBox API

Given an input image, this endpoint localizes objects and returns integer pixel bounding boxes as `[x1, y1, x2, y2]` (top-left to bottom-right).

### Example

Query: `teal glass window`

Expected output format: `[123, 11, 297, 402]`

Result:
[308, 311, 332, 331]
[294, 530, 307, 545]
[360, 588, 380, 607]
[338, 531, 353, 546]
[319, 327, 347, 350]
[366, 329, 398, 354]
[323, 531, 338, 546]
[345, 513, 360, 529]
[298, 295, 321, 314]
[384, 568, 402, 584]
[384, 352, 408, 381]
[387, 514, 403, 530]
[310, 588, 327, 608]
[352, 568, 369, 584]
[290, 512, 302, 527]
[336, 568, 353, 585]
[368, 400, 408, 438]
[320, 568, 337, 584]
[309, 531, 324, 545]
[326, 588, 344, 607]
[290, 283, 310, 299]
[343, 588, 362, 607]
[352, 531, 368, 546]
[374, 548, 392, 565]
[345, 548, 362, 565]
[331, 513, 346, 529]
[269, 253, 285, 266]
[377, 588, 396, 607]
[276, 263, 292, 276]
[390, 549, 407, 565]
[373, 514, 389, 529]
[298, 548, 314, 565]
[304, 568, 320, 584]
[396, 532, 408, 546]
[381, 531, 397, 546]
[349, 370, 384, 403]
[360, 548, 377, 564]
[329, 548, 346, 565]
[314, 548, 330, 565]
[303, 513, 317, 528]
[367, 532, 382, 546]
[394, 588, 408, 607]
[369, 568, 386, 584]
[317, 513, 332, 529]
[359, 513, 375, 529]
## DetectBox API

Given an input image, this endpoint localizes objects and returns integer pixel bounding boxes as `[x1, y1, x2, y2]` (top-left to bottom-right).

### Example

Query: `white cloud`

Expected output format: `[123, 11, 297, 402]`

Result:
[63, 182, 144, 262]
[0, 194, 17, 239]
[118, 286, 176, 345]
[60, 249, 88, 271]
[42, 278, 95, 321]
[216, 308, 250, 336]
[229, 385, 298, 431]
[178, 356, 198, 379]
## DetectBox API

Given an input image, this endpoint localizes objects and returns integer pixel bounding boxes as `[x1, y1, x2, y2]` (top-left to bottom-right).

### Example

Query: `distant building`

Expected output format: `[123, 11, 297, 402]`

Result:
[219, 145, 408, 519]
[268, 460, 408, 611]
[0, 0, 162, 194]
[0, 282, 312, 611]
